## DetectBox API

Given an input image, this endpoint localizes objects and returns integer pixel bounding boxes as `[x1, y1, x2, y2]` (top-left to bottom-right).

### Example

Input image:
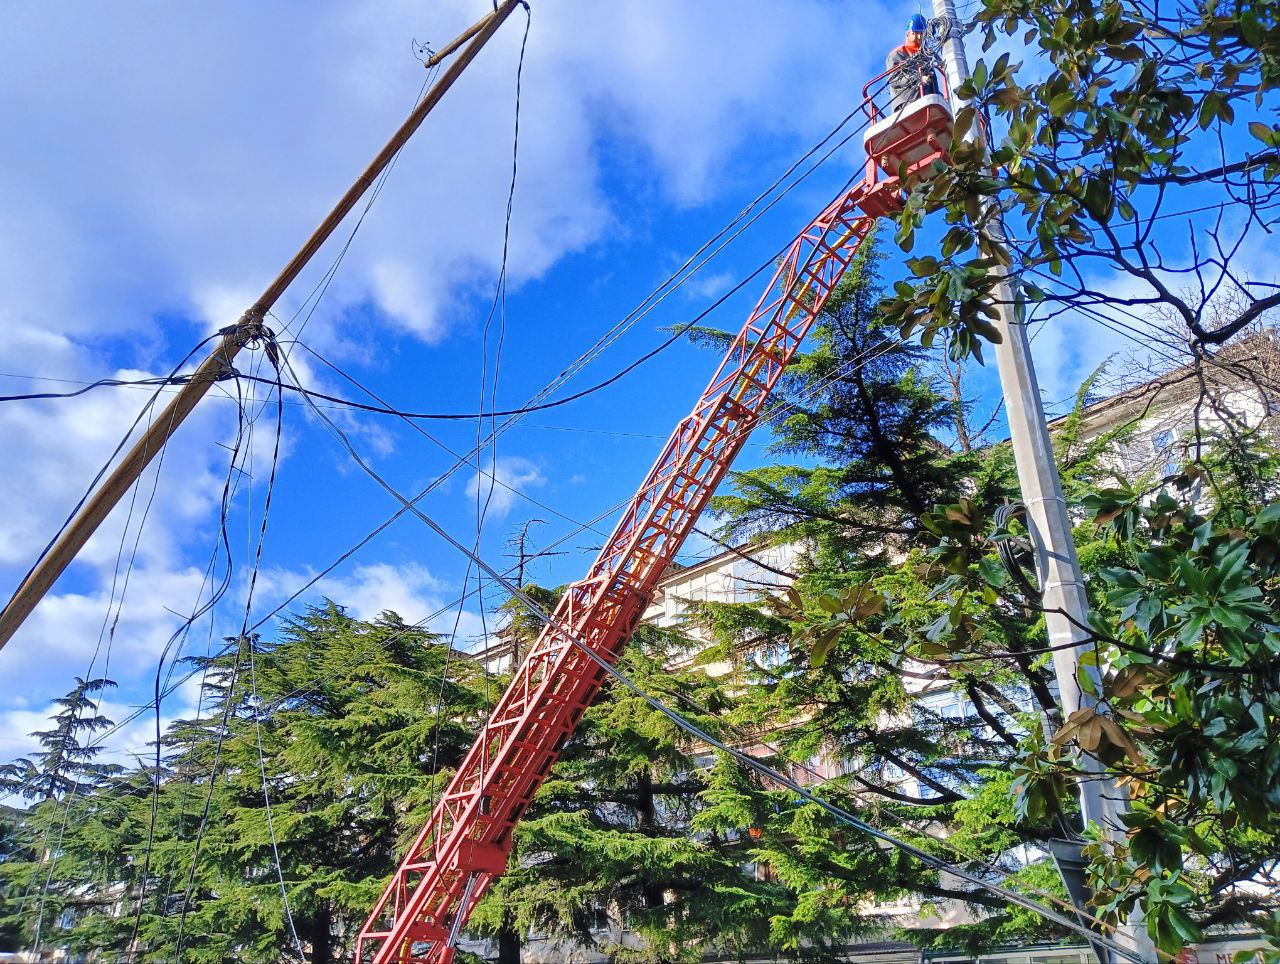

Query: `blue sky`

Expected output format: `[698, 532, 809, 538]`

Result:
[0, 0, 1271, 769]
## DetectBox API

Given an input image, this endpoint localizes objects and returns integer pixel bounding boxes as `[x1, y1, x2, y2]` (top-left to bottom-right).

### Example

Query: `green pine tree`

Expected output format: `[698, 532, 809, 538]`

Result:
[469, 618, 791, 963]
[682, 231, 1081, 952]
[0, 676, 121, 951]
[1, 604, 492, 962]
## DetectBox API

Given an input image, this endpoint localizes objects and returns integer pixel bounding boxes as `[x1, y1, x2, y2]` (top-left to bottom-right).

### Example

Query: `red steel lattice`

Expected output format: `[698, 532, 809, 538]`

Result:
[356, 179, 878, 963]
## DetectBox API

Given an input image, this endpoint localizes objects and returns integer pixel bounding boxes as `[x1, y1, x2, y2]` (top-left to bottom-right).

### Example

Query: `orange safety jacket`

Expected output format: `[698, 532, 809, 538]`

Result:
[885, 42, 937, 101]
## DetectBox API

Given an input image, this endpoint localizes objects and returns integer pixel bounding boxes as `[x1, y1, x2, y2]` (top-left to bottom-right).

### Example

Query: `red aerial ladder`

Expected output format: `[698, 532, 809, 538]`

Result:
[357, 60, 952, 964]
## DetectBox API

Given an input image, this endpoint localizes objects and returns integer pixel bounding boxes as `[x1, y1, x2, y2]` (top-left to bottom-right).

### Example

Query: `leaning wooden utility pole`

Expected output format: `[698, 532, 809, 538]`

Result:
[928, 2, 1155, 961]
[0, 0, 523, 653]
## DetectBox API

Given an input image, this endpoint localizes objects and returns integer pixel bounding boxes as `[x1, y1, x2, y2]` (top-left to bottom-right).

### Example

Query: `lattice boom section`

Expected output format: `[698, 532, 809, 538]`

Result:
[357, 181, 876, 964]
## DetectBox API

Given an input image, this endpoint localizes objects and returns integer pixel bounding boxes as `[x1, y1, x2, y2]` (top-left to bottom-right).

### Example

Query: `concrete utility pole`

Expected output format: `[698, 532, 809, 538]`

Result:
[0, 0, 524, 653]
[928, 2, 1155, 961]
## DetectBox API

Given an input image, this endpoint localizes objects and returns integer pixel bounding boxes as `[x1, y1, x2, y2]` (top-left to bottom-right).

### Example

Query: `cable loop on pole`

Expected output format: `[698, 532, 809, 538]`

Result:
[992, 501, 1042, 601]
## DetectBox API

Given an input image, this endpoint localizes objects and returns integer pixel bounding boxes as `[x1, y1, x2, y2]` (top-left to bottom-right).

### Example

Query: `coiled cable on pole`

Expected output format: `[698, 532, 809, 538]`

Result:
[993, 502, 1041, 602]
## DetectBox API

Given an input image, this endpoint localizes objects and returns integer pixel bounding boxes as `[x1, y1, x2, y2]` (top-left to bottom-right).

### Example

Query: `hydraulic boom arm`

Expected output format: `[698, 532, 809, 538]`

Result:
[357, 180, 878, 963]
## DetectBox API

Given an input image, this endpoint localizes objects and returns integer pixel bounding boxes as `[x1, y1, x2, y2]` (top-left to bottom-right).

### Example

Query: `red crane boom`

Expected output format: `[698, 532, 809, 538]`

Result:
[357, 61, 951, 964]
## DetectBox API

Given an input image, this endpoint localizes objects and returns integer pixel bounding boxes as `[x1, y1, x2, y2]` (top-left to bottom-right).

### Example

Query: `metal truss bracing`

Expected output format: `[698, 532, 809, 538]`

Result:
[356, 181, 877, 964]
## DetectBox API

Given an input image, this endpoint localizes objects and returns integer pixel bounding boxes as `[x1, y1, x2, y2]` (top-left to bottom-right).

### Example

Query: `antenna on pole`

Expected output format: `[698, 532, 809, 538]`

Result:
[504, 519, 545, 586]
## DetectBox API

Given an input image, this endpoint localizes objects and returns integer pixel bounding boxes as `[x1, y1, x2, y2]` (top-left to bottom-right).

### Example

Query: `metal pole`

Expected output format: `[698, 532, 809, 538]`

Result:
[0, 0, 523, 653]
[928, 2, 1155, 961]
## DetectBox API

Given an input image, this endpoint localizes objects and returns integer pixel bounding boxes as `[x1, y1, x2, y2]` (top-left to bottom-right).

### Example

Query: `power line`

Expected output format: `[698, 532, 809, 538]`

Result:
[288, 352, 1148, 963]
[251, 328, 904, 719]
[229, 94, 892, 651]
[27, 81, 899, 799]
[70, 318, 904, 766]
[239, 362, 306, 961]
[0, 78, 893, 429]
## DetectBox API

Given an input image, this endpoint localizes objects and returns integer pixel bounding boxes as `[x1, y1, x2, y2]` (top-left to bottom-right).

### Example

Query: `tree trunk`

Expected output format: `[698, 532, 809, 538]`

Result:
[637, 772, 665, 912]
[310, 905, 333, 964]
[496, 921, 522, 964]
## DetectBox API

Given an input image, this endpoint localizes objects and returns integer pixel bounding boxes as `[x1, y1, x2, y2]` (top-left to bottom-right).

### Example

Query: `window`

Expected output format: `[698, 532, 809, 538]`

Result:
[915, 689, 971, 724]
[1151, 428, 1179, 477]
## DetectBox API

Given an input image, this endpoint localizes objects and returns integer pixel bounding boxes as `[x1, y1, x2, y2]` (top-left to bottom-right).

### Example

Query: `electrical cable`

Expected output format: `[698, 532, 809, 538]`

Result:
[444, 0, 530, 835]
[13, 57, 445, 952]
[0, 77, 896, 431]
[29, 380, 190, 952]
[269, 61, 441, 350]
[54, 325, 908, 838]
[139, 366, 283, 955]
[44, 196, 908, 815]
[46, 69, 906, 794]
[174, 356, 291, 958]
[239, 361, 307, 961]
[19, 352, 267, 951]
[7, 332, 222, 602]
[4, 94, 898, 785]
[284, 363, 1150, 963]
[206, 80, 898, 673]
[0, 372, 196, 403]
[233, 98, 894, 650]
[993, 502, 1041, 602]
[251, 325, 906, 720]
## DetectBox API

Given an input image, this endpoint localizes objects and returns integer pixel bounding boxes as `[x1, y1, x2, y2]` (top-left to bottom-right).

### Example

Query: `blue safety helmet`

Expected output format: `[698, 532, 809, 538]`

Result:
[908, 13, 927, 32]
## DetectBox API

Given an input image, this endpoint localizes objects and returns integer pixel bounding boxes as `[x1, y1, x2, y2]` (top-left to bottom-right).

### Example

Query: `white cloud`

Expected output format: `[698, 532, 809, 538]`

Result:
[1, 564, 223, 685]
[0, 0, 887, 349]
[686, 270, 735, 301]
[254, 560, 490, 645]
[370, 259, 450, 343]
[0, 0, 893, 769]
[314, 561, 444, 622]
[465, 455, 545, 518]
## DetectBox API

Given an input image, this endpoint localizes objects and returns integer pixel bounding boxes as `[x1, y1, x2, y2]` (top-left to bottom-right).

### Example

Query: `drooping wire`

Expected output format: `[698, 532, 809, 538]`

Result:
[92, 326, 906, 762]
[161, 342, 291, 955]
[116, 333, 290, 954]
[132, 370, 250, 951]
[168, 53, 450, 958]
[239, 356, 306, 961]
[173, 643, 244, 959]
[466, 0, 529, 805]
[173, 350, 295, 958]
[8, 332, 223, 604]
[0, 371, 201, 403]
[28, 374, 190, 951]
[7, 87, 898, 778]
[40, 281, 905, 788]
[277, 347, 1150, 964]
[20, 335, 274, 950]
[15, 47, 445, 953]
[0, 74, 895, 426]
[47, 72, 904, 780]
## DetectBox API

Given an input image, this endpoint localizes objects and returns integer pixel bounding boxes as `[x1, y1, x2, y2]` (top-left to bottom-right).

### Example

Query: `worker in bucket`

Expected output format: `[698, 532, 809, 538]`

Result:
[886, 14, 938, 111]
